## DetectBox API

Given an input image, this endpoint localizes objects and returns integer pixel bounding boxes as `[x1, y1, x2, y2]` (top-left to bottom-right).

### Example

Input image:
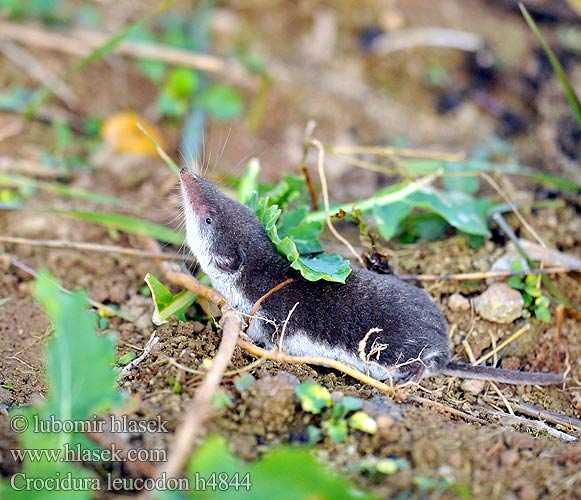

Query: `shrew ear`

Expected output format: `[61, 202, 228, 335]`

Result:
[214, 246, 246, 273]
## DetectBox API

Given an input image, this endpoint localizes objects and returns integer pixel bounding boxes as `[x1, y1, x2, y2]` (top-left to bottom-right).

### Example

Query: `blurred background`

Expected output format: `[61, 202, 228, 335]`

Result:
[0, 0, 579, 202]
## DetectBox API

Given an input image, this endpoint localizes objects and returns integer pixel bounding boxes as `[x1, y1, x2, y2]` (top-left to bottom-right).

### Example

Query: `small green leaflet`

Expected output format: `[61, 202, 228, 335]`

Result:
[0, 298, 9, 307]
[254, 198, 351, 283]
[237, 158, 260, 204]
[144, 273, 197, 325]
[196, 84, 244, 121]
[294, 383, 332, 414]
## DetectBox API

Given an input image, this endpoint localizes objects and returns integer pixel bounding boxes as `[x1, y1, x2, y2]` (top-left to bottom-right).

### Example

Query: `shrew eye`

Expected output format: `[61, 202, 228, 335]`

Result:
[205, 217, 212, 225]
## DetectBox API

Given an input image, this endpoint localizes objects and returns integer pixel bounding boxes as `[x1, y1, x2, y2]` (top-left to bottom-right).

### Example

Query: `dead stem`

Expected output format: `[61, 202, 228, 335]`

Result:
[307, 138, 365, 267]
[118, 332, 160, 379]
[0, 21, 251, 87]
[0, 40, 76, 105]
[299, 121, 319, 210]
[160, 307, 242, 479]
[328, 145, 466, 162]
[397, 265, 581, 282]
[474, 325, 530, 366]
[0, 235, 195, 263]
[245, 278, 294, 329]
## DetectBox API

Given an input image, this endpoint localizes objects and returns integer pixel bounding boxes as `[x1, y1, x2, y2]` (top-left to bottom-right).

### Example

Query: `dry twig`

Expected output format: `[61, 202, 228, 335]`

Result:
[307, 138, 365, 266]
[0, 235, 195, 263]
[397, 265, 581, 283]
[0, 21, 251, 87]
[118, 332, 160, 379]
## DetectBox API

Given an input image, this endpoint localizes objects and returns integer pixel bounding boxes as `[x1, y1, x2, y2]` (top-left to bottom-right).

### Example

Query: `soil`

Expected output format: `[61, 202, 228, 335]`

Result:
[0, 1, 580, 499]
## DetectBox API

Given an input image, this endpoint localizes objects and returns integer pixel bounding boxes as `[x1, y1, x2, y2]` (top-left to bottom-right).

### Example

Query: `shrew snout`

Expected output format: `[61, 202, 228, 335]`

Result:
[180, 168, 208, 215]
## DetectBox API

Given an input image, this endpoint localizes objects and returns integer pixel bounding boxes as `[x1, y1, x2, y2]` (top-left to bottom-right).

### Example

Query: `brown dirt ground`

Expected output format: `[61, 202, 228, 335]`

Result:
[0, 1, 580, 499]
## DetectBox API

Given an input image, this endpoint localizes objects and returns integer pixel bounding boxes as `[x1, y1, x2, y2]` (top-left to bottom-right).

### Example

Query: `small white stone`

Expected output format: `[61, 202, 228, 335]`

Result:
[474, 283, 524, 324]
[461, 379, 486, 395]
[448, 293, 470, 312]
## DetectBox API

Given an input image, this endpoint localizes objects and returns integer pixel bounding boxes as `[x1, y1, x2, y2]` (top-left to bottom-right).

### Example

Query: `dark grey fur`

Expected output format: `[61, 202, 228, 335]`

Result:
[180, 169, 564, 385]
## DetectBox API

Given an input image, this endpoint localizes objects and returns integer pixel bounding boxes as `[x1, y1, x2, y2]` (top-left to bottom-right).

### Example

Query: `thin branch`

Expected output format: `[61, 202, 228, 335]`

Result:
[0, 21, 251, 87]
[159, 308, 241, 479]
[397, 265, 581, 282]
[368, 28, 484, 54]
[474, 325, 530, 366]
[511, 402, 581, 431]
[307, 138, 365, 266]
[0, 235, 195, 263]
[0, 40, 77, 105]
[299, 120, 319, 210]
[328, 145, 466, 162]
[245, 278, 294, 329]
[489, 409, 577, 442]
[118, 332, 160, 379]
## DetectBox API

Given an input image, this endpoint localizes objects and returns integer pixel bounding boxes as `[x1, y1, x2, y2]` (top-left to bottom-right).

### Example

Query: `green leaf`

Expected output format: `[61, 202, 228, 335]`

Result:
[410, 189, 490, 236]
[33, 271, 123, 421]
[322, 419, 348, 443]
[167, 67, 199, 98]
[306, 177, 433, 223]
[442, 162, 480, 194]
[234, 373, 256, 392]
[158, 68, 200, 117]
[510, 260, 525, 272]
[266, 175, 309, 207]
[145, 273, 197, 324]
[507, 276, 524, 290]
[306, 424, 323, 446]
[254, 197, 351, 283]
[295, 383, 332, 414]
[520, 4, 581, 130]
[534, 306, 551, 323]
[237, 158, 261, 203]
[406, 159, 581, 193]
[51, 209, 184, 244]
[138, 59, 167, 82]
[376, 458, 408, 475]
[186, 435, 374, 500]
[406, 213, 449, 242]
[292, 253, 351, 283]
[524, 286, 542, 298]
[0, 298, 10, 307]
[196, 84, 244, 121]
[347, 411, 378, 434]
[373, 188, 490, 240]
[209, 391, 233, 409]
[372, 201, 414, 240]
[118, 351, 137, 365]
[340, 396, 364, 414]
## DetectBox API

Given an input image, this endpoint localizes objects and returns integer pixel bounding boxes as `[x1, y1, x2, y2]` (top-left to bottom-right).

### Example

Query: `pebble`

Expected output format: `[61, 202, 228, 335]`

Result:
[474, 283, 524, 324]
[448, 293, 470, 312]
[461, 379, 486, 395]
